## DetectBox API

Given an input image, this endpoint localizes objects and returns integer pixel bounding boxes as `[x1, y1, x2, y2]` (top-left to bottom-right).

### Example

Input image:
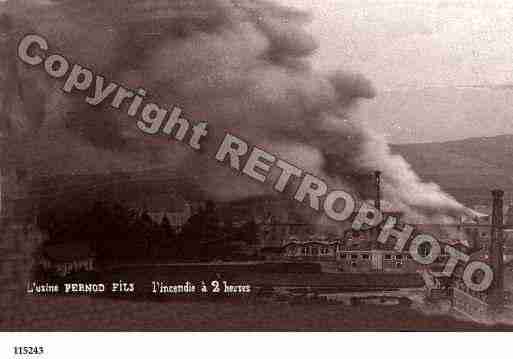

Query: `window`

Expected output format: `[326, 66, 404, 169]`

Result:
[362, 254, 370, 260]
[385, 254, 392, 260]
[351, 254, 358, 259]
[396, 255, 403, 260]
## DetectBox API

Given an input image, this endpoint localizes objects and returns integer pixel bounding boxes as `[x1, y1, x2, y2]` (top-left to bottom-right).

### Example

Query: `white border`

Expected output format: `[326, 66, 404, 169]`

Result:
[0, 333, 511, 359]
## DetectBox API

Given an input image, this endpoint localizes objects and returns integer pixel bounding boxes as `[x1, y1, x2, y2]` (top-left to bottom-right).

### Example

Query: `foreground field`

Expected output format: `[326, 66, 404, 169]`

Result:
[3, 296, 513, 331]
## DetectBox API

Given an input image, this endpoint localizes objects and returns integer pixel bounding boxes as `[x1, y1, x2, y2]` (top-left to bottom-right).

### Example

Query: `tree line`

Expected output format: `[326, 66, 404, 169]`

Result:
[37, 200, 259, 262]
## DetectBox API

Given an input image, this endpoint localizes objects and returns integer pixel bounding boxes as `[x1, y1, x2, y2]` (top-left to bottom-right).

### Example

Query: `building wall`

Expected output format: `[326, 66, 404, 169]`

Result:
[338, 251, 373, 272]
[338, 250, 418, 273]
[282, 242, 337, 261]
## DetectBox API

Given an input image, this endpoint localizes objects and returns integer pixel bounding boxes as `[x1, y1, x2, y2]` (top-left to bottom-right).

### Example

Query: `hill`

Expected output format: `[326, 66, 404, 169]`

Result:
[23, 135, 513, 211]
[391, 134, 513, 204]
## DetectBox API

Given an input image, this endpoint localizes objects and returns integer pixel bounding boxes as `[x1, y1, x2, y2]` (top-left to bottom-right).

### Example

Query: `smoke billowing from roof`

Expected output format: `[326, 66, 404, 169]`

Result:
[3, 0, 470, 221]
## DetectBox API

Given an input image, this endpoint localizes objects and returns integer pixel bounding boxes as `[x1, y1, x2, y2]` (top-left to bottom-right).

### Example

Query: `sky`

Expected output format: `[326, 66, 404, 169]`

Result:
[4, 0, 513, 144]
[280, 0, 513, 143]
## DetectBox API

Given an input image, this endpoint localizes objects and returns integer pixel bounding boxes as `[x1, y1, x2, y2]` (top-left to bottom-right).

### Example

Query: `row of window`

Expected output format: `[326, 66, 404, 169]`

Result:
[344, 261, 404, 268]
[339, 253, 406, 261]
[340, 253, 370, 260]
[287, 247, 334, 256]
[301, 247, 332, 255]
[385, 254, 405, 261]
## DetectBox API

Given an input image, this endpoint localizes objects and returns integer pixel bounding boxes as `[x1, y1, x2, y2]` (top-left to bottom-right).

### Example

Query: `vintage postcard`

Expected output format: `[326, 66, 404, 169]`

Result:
[1, 0, 513, 338]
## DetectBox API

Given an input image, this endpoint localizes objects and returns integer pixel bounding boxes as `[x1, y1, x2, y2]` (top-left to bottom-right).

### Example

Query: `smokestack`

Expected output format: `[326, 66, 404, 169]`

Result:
[374, 171, 381, 211]
[490, 189, 504, 300]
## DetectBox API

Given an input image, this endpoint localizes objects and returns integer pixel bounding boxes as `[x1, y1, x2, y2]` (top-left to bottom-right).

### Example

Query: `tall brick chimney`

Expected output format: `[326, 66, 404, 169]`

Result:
[490, 189, 505, 301]
[374, 171, 381, 211]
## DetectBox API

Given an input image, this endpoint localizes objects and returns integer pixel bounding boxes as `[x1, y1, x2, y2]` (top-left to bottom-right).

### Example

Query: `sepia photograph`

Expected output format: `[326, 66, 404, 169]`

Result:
[2, 0, 513, 347]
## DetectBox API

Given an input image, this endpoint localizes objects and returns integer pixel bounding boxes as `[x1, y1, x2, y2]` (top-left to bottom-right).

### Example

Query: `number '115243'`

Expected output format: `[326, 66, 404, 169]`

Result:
[14, 346, 44, 355]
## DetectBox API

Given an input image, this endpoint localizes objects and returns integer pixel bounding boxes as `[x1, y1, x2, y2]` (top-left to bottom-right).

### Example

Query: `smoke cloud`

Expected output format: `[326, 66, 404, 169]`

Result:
[2, 0, 471, 221]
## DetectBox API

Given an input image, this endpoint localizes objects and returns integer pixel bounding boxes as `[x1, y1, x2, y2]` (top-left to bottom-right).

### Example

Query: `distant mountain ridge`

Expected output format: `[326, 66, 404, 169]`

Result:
[391, 134, 513, 204]
[26, 135, 513, 211]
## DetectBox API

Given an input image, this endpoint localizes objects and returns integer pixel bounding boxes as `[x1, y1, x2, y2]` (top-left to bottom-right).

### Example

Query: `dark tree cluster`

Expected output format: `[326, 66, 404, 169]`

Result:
[37, 200, 259, 263]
